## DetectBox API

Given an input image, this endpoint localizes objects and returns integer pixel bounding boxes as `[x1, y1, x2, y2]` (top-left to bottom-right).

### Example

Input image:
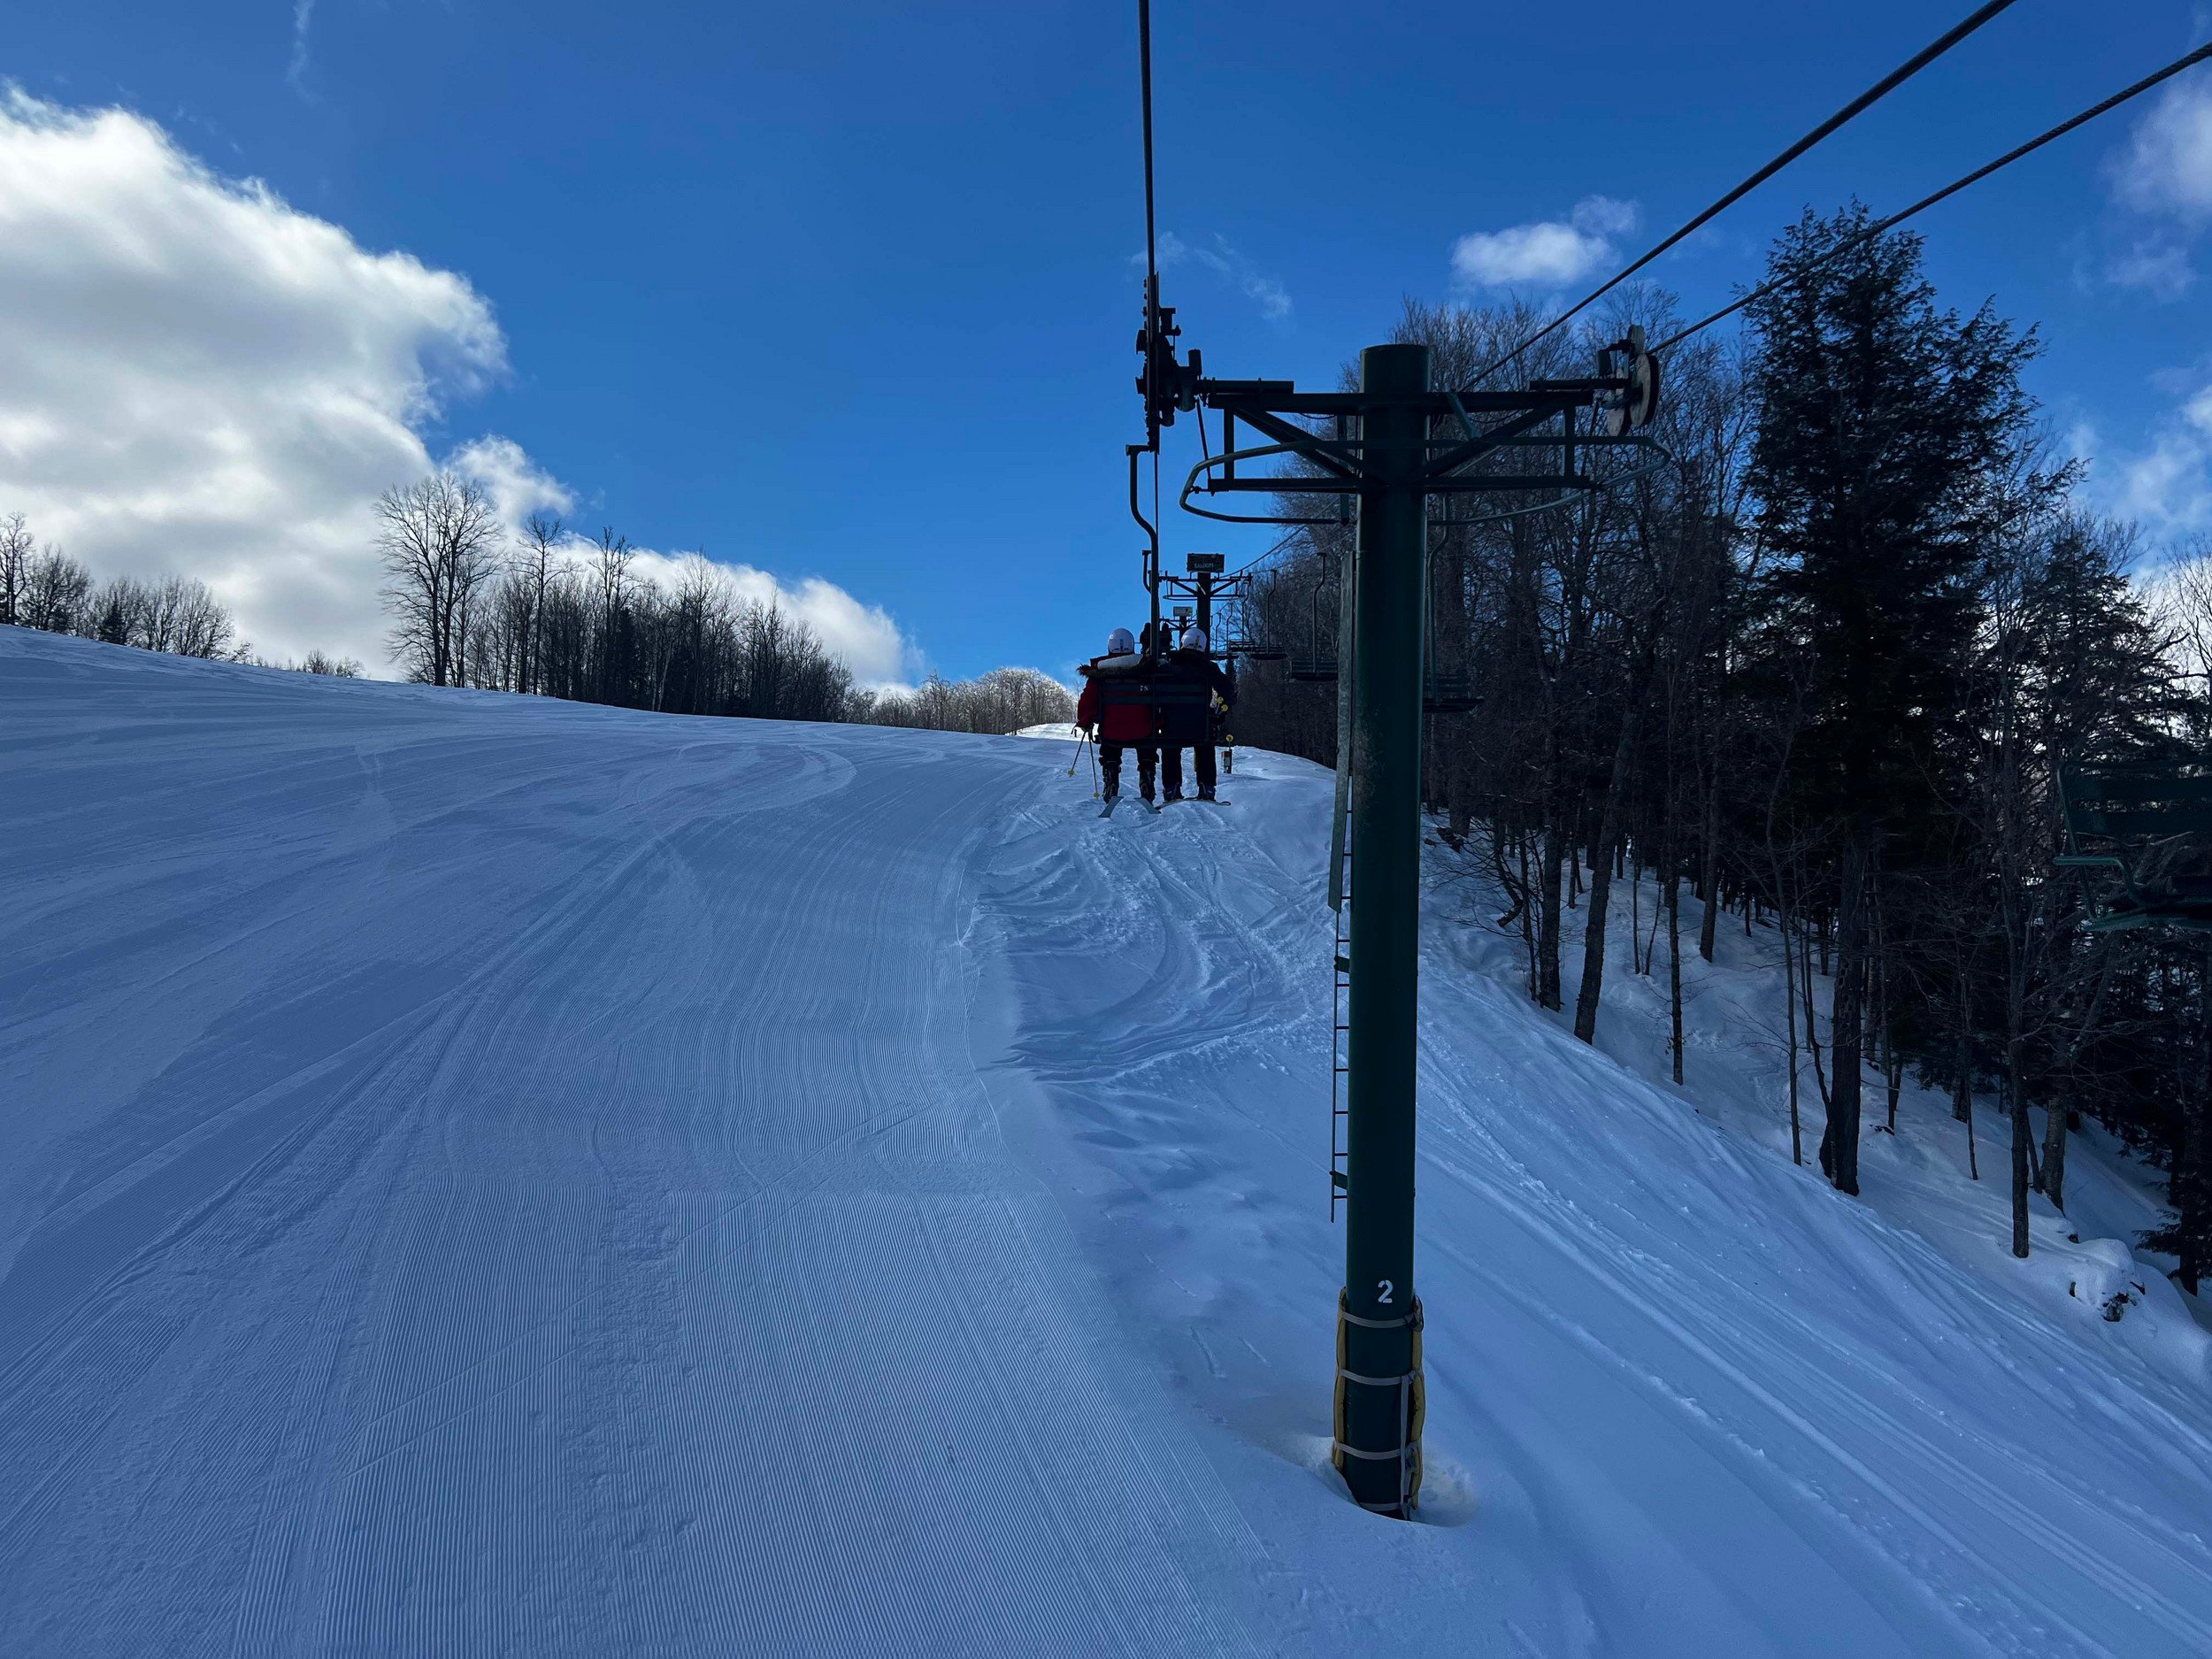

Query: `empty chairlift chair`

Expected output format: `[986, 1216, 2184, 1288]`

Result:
[1421, 671, 1477, 714]
[1277, 553, 1476, 707]
[2057, 765, 2212, 931]
[1222, 593, 1286, 663]
[1288, 573, 1340, 683]
[1420, 555, 1478, 714]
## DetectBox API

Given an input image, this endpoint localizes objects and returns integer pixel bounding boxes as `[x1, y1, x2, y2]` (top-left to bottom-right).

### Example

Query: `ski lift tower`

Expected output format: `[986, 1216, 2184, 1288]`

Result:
[1152, 550, 1228, 646]
[1183, 551, 1225, 641]
[1137, 296, 1665, 1516]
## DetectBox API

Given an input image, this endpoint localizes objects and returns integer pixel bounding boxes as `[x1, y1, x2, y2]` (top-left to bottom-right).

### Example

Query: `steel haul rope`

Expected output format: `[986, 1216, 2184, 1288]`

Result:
[1465, 0, 2024, 388]
[1655, 42, 2212, 354]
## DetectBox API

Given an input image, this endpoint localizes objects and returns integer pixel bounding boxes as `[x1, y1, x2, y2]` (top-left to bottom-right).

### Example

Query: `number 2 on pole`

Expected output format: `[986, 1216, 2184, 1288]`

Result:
[1377, 1279, 1393, 1304]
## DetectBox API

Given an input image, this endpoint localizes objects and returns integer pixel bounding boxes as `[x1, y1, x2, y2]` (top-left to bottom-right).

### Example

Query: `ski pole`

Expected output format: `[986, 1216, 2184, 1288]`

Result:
[1067, 730, 1090, 778]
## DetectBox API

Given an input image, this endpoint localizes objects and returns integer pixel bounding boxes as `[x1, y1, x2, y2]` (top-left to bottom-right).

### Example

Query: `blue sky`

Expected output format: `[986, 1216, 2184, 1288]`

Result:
[3, 2, 2208, 680]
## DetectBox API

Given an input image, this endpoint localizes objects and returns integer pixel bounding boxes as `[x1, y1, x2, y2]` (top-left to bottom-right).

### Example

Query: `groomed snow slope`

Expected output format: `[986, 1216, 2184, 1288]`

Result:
[4, 626, 2211, 1657]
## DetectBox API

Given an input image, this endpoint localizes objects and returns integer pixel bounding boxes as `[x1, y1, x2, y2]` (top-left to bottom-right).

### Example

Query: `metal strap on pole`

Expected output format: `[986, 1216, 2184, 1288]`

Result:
[1331, 1287, 1424, 1517]
[1339, 1307, 1417, 1331]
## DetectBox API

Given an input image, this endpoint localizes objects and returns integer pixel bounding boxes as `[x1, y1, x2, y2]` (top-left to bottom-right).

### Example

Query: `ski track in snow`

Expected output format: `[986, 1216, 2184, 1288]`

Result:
[4, 628, 2211, 1656]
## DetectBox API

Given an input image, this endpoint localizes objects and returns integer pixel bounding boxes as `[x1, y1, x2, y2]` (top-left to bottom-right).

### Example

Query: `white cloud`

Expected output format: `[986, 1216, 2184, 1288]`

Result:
[0, 91, 920, 685]
[0, 90, 499, 667]
[449, 434, 573, 529]
[617, 548, 918, 688]
[2107, 239, 2196, 299]
[1155, 230, 1292, 322]
[2078, 371, 2212, 536]
[2111, 74, 2212, 223]
[1239, 271, 1292, 322]
[1451, 196, 1640, 290]
[288, 1, 317, 93]
[1566, 194, 1640, 239]
[2102, 74, 2212, 296]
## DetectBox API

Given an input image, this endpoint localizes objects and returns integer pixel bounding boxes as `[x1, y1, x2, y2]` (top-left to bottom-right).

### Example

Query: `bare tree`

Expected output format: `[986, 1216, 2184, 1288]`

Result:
[74, 573, 234, 657]
[516, 511, 565, 695]
[375, 473, 503, 686]
[0, 512, 32, 626]
[20, 547, 90, 633]
[861, 667, 1073, 733]
[591, 526, 634, 701]
[149, 575, 234, 657]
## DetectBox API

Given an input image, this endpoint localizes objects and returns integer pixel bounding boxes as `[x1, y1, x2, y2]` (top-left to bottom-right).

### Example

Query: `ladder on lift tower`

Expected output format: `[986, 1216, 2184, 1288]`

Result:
[1330, 808, 1351, 1218]
[1325, 541, 1358, 1222]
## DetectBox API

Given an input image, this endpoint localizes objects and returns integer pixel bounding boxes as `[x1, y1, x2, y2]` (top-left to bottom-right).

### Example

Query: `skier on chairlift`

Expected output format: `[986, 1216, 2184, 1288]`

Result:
[1075, 627, 1159, 806]
[1158, 626, 1234, 803]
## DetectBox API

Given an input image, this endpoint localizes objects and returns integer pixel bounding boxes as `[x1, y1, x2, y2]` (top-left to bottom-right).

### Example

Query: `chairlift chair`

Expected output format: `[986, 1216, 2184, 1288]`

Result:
[1287, 568, 1340, 682]
[2056, 765, 2212, 932]
[1423, 671, 1478, 715]
[1222, 575, 1286, 659]
[1279, 572, 1479, 706]
[1420, 544, 1478, 714]
[1087, 642, 1218, 751]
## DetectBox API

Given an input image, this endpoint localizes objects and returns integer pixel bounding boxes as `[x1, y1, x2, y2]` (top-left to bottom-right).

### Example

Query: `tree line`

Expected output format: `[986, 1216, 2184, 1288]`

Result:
[373, 478, 1071, 733]
[0, 511, 365, 673]
[1, 514, 233, 658]
[856, 668, 1074, 733]
[1232, 205, 2212, 1291]
[1, 480, 1075, 740]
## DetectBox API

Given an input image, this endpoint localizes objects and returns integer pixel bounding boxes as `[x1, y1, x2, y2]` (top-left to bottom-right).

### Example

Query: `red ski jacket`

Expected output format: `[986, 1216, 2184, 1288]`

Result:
[1076, 652, 1157, 742]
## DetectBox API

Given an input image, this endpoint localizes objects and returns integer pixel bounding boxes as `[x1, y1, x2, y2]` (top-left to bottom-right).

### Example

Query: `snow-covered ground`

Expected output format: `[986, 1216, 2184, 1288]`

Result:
[1429, 833, 2212, 1389]
[5, 626, 2211, 1656]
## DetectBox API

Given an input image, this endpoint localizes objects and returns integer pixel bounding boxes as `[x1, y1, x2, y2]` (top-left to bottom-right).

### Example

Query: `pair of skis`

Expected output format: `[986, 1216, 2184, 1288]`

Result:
[1099, 795, 1230, 818]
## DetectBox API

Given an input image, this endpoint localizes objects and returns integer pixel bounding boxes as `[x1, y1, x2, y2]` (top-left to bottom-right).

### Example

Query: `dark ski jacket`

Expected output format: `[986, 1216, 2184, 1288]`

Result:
[1155, 648, 1234, 745]
[1077, 651, 1156, 742]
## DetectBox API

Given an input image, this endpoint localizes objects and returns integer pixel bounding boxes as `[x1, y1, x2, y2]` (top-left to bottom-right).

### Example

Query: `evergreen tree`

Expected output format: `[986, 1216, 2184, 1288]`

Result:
[1746, 206, 2039, 1196]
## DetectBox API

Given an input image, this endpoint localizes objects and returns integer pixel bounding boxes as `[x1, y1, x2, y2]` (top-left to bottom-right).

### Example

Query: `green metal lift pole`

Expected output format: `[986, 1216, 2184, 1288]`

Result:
[1335, 341, 1430, 1516]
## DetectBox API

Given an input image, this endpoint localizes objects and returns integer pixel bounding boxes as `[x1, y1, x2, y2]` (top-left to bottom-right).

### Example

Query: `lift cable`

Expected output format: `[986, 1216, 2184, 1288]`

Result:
[1655, 41, 2212, 354]
[1136, 0, 1167, 649]
[1139, 0, 1159, 295]
[1230, 526, 1303, 580]
[1463, 0, 2023, 388]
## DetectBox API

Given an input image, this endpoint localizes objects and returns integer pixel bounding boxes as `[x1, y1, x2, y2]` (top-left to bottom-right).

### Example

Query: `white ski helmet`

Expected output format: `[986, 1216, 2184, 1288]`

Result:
[1180, 626, 1208, 651]
[1107, 626, 1136, 655]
